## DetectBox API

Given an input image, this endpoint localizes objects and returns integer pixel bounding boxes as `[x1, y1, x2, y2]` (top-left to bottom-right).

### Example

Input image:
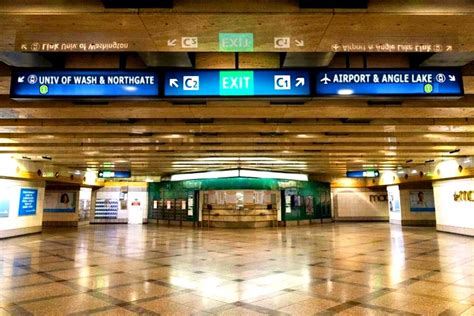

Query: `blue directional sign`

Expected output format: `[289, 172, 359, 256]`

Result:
[164, 70, 310, 97]
[98, 170, 131, 179]
[10, 69, 159, 99]
[346, 170, 380, 178]
[315, 69, 463, 97]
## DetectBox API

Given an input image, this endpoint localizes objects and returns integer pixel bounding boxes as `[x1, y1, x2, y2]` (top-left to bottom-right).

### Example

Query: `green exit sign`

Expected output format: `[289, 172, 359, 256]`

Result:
[219, 33, 254, 52]
[219, 71, 254, 96]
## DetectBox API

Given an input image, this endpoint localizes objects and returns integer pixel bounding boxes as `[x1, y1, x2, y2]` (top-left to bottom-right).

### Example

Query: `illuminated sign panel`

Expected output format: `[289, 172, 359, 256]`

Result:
[10, 70, 159, 99]
[164, 70, 310, 97]
[98, 170, 131, 179]
[315, 69, 463, 97]
[346, 170, 380, 178]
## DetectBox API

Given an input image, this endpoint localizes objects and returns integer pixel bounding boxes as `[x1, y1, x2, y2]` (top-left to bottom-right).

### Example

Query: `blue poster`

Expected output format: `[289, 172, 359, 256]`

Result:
[18, 188, 38, 217]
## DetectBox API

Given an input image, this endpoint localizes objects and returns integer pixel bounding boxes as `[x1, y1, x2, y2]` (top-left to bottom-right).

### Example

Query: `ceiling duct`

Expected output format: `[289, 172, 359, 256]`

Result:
[299, 0, 368, 9]
[0, 52, 52, 68]
[102, 0, 172, 8]
[419, 53, 474, 67]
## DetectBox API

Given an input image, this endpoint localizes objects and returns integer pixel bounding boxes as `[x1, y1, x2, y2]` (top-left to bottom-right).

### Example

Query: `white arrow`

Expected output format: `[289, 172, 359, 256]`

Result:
[167, 39, 177, 47]
[169, 78, 179, 88]
[449, 75, 456, 82]
[446, 45, 453, 51]
[295, 39, 304, 47]
[295, 77, 305, 87]
[20, 44, 28, 51]
[17, 76, 25, 83]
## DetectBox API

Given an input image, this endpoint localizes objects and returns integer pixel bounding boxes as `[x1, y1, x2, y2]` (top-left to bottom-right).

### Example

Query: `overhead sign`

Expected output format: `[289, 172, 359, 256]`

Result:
[164, 70, 310, 97]
[18, 188, 38, 217]
[10, 70, 159, 99]
[346, 170, 380, 178]
[316, 69, 463, 97]
[98, 170, 132, 179]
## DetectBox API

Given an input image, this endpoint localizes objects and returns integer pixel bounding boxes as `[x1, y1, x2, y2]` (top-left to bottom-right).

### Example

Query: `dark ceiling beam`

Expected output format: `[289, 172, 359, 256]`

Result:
[0, 52, 52, 68]
[299, 0, 368, 9]
[102, 0, 172, 8]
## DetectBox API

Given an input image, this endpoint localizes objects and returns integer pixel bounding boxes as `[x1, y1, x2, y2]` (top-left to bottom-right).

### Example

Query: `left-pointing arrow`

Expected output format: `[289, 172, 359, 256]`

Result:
[167, 39, 177, 47]
[169, 78, 179, 88]
[17, 76, 25, 83]
[296, 77, 305, 87]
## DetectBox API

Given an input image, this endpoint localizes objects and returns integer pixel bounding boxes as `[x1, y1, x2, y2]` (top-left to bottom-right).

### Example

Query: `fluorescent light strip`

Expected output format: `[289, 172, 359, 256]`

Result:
[170, 170, 239, 181]
[240, 169, 308, 181]
[170, 169, 308, 182]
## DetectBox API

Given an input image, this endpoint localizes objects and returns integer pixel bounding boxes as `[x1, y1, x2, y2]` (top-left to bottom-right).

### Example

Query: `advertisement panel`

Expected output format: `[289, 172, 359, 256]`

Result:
[410, 190, 435, 212]
[44, 192, 76, 213]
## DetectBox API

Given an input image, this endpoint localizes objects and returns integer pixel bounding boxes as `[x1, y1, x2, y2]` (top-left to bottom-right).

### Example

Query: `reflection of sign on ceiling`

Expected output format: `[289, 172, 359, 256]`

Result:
[18, 41, 132, 52]
[165, 70, 310, 97]
[454, 191, 474, 202]
[219, 33, 253, 52]
[331, 43, 453, 53]
[10, 70, 159, 99]
[316, 69, 463, 97]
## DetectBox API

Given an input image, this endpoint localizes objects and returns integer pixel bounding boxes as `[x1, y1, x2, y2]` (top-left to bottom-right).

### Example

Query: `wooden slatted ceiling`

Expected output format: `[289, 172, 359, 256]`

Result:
[0, 1, 473, 176]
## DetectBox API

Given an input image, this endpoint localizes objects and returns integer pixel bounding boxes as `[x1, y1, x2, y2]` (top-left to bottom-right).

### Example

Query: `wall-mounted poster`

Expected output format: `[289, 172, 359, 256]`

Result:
[0, 187, 10, 218]
[388, 187, 401, 212]
[18, 188, 38, 216]
[305, 196, 314, 215]
[44, 192, 76, 213]
[410, 190, 435, 212]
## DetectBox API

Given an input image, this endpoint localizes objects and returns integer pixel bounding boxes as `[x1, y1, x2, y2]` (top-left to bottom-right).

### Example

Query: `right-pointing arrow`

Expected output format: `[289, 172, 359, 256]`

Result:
[169, 78, 179, 88]
[449, 75, 456, 82]
[296, 77, 305, 87]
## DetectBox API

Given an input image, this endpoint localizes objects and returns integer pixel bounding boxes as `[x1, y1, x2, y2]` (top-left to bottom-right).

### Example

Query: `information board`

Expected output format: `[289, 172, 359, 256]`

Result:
[10, 70, 159, 99]
[346, 170, 380, 178]
[164, 70, 310, 97]
[98, 170, 131, 179]
[18, 188, 38, 216]
[315, 69, 463, 97]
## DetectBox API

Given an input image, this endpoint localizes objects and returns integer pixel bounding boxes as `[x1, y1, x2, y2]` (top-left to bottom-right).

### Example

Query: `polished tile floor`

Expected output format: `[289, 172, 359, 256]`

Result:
[1, 223, 473, 315]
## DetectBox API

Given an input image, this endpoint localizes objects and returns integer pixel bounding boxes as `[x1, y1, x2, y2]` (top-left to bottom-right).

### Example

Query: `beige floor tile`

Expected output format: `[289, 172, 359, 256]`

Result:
[279, 297, 339, 314]
[137, 297, 201, 315]
[460, 306, 474, 316]
[1, 282, 78, 303]
[252, 291, 314, 309]
[216, 306, 267, 316]
[74, 273, 139, 290]
[20, 293, 111, 315]
[89, 307, 138, 315]
[99, 282, 176, 302]
[338, 306, 398, 315]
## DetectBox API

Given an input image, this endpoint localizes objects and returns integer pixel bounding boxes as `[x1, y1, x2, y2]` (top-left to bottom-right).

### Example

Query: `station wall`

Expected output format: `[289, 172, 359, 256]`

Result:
[433, 178, 474, 236]
[332, 188, 388, 221]
[0, 179, 45, 238]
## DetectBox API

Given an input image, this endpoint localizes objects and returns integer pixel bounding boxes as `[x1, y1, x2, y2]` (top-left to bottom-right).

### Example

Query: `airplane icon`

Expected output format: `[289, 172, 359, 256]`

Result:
[320, 73, 331, 84]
